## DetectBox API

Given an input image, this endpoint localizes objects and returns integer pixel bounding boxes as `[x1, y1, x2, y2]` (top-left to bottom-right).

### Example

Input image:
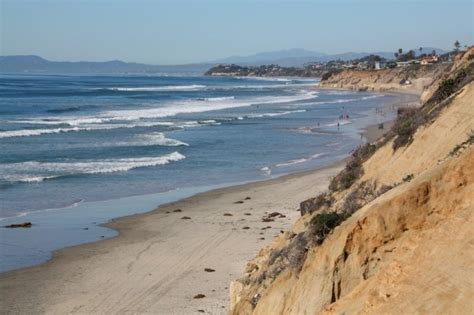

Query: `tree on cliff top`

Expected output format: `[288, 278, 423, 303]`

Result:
[454, 40, 461, 52]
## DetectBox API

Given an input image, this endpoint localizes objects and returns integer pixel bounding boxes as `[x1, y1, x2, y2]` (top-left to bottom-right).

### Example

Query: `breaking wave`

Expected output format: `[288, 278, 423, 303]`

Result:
[261, 153, 325, 176]
[107, 85, 206, 92]
[247, 109, 306, 118]
[116, 133, 189, 147]
[3, 91, 318, 139]
[0, 152, 186, 183]
[196, 96, 235, 101]
[274, 153, 325, 167]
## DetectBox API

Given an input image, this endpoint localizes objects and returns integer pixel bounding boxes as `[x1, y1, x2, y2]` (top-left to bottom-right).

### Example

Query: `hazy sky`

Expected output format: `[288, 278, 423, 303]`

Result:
[1, 0, 472, 64]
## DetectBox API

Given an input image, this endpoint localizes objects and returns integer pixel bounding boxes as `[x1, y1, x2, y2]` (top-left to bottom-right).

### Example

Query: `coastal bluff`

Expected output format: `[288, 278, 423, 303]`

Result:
[204, 64, 323, 77]
[230, 48, 474, 314]
[319, 62, 451, 96]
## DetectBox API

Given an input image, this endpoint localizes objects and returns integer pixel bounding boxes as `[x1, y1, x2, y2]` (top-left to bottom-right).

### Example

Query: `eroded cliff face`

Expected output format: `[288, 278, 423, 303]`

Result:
[319, 63, 451, 93]
[230, 48, 474, 314]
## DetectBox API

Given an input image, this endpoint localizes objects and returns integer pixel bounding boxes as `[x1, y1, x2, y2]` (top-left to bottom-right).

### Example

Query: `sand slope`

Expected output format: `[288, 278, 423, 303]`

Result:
[239, 148, 473, 315]
[230, 52, 474, 314]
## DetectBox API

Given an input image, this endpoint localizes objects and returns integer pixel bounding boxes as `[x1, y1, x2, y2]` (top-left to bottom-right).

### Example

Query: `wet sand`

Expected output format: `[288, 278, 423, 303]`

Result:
[0, 161, 344, 314]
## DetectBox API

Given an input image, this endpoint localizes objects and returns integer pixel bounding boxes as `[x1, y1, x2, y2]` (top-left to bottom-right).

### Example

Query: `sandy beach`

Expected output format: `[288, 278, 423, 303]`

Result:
[1, 162, 343, 314]
[0, 90, 419, 314]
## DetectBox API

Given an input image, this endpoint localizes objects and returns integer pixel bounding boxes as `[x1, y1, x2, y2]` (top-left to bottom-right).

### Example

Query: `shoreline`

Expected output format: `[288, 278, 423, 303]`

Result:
[0, 160, 345, 314]
[0, 89, 419, 314]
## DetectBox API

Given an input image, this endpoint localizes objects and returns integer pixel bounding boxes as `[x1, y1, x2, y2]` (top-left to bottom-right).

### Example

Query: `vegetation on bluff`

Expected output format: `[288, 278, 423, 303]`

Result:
[231, 49, 474, 315]
[204, 64, 324, 77]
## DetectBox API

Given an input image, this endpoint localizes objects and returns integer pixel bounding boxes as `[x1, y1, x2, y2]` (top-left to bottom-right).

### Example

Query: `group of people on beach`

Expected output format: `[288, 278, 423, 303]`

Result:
[339, 114, 350, 120]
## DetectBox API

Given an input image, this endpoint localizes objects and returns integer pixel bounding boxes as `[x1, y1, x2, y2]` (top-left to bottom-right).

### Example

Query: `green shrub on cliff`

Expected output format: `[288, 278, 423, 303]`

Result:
[392, 108, 424, 150]
[310, 211, 349, 244]
[425, 63, 473, 110]
[321, 69, 343, 81]
[329, 143, 376, 192]
[299, 193, 334, 216]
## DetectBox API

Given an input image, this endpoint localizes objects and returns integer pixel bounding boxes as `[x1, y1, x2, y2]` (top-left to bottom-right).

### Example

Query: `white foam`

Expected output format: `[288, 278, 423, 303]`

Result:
[108, 85, 206, 91]
[239, 77, 293, 82]
[205, 82, 318, 91]
[247, 109, 306, 118]
[293, 126, 315, 134]
[275, 158, 309, 167]
[0, 121, 185, 139]
[327, 91, 352, 95]
[361, 95, 383, 100]
[106, 133, 189, 147]
[197, 96, 235, 101]
[136, 133, 189, 147]
[2, 91, 318, 138]
[0, 152, 186, 183]
[100, 91, 317, 122]
[260, 166, 272, 176]
[326, 119, 352, 127]
[304, 94, 383, 106]
[0, 199, 85, 222]
[263, 153, 325, 173]
[0, 127, 90, 139]
[1, 174, 61, 183]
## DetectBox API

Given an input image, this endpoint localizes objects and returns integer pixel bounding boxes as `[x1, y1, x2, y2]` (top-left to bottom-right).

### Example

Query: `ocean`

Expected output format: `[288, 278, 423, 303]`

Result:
[0, 74, 397, 272]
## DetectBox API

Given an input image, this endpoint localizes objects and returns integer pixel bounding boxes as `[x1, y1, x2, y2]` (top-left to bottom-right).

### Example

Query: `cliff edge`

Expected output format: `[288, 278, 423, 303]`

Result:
[319, 62, 451, 95]
[230, 48, 474, 314]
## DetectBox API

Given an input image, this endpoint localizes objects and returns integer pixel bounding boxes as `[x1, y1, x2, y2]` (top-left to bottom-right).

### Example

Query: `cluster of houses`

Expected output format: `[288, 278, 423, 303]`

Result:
[395, 54, 440, 67]
[306, 53, 441, 72]
[205, 63, 319, 77]
[206, 50, 456, 77]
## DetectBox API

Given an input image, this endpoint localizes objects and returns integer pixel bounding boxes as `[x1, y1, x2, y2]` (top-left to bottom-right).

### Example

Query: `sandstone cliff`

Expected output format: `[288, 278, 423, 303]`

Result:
[319, 62, 451, 94]
[230, 48, 474, 314]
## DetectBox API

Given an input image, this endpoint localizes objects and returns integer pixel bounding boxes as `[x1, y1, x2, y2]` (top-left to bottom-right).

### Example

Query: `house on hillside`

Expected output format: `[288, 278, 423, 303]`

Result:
[420, 55, 439, 65]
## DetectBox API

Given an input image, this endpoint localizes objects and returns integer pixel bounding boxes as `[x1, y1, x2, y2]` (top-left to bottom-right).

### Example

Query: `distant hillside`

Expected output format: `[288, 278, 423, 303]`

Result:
[0, 55, 212, 75]
[204, 64, 324, 77]
[210, 47, 448, 67]
[213, 49, 326, 67]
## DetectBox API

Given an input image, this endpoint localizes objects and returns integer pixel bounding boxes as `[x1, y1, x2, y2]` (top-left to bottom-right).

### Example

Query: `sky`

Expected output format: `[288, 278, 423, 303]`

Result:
[1, 0, 472, 65]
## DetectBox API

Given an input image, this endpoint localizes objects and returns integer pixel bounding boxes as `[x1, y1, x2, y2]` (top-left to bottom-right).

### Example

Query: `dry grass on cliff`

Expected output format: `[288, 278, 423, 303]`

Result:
[231, 49, 474, 315]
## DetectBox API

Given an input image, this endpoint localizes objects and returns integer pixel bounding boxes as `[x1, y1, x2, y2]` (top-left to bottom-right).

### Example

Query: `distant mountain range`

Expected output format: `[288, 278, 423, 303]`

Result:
[212, 48, 326, 67]
[0, 47, 448, 74]
[0, 55, 212, 75]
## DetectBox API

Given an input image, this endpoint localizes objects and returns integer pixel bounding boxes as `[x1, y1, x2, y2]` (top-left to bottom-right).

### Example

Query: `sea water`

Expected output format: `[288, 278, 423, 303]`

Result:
[0, 74, 397, 272]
